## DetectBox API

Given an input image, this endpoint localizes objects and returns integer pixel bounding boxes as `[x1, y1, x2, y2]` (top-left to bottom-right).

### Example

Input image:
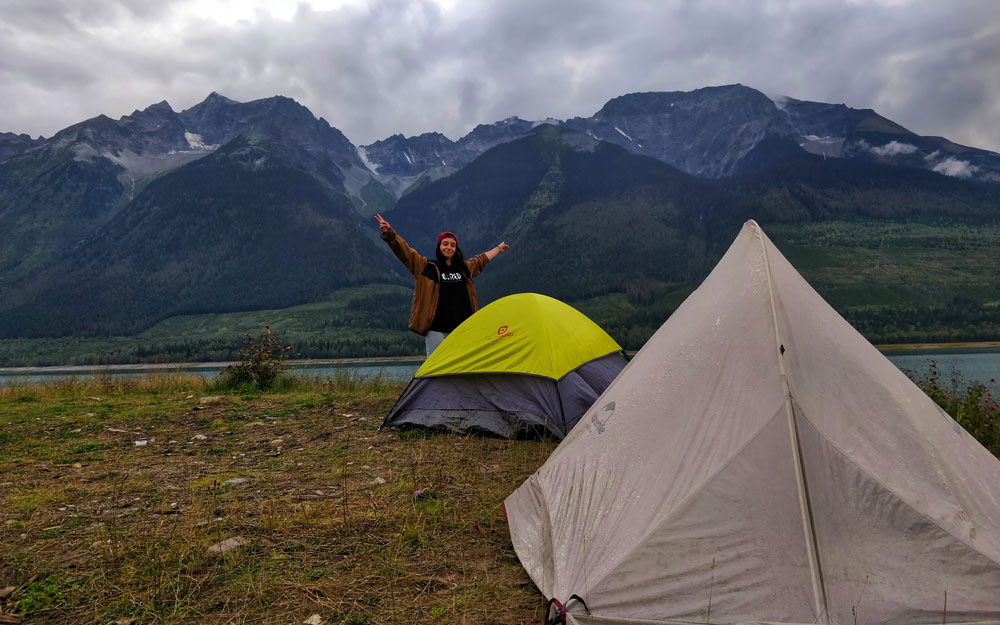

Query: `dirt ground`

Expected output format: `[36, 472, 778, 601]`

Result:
[0, 380, 558, 624]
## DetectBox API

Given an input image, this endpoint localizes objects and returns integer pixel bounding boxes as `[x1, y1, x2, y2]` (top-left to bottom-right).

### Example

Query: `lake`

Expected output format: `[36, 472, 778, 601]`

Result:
[1, 349, 998, 394]
[0, 359, 423, 387]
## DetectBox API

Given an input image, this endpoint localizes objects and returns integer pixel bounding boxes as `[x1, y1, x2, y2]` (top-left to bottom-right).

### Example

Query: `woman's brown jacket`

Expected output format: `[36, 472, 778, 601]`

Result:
[380, 227, 491, 336]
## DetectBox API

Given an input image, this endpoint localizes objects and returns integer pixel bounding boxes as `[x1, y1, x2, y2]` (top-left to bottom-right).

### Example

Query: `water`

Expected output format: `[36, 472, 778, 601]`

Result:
[1, 351, 997, 393]
[883, 349, 999, 394]
[0, 359, 423, 387]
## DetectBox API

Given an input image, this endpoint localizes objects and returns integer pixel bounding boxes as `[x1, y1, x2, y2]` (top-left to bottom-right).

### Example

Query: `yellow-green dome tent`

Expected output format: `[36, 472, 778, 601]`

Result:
[381, 293, 628, 439]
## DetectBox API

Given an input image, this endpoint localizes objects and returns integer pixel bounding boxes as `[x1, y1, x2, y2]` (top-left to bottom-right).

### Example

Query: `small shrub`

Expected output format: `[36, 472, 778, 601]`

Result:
[909, 361, 1000, 456]
[215, 325, 291, 391]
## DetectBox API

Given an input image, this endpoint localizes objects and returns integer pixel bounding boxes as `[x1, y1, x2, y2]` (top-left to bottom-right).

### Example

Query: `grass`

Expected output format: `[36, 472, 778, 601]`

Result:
[0, 374, 556, 624]
[5, 365, 997, 624]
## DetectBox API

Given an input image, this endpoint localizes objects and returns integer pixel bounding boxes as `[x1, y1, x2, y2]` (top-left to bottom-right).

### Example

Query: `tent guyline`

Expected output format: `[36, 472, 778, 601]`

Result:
[544, 595, 590, 625]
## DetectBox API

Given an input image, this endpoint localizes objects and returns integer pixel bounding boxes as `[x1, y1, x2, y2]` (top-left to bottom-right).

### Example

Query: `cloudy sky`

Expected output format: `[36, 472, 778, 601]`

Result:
[2, 0, 998, 151]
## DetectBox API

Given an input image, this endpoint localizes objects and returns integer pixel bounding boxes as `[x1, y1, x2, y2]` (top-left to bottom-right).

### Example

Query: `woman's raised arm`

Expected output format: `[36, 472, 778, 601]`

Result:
[375, 214, 426, 275]
[484, 241, 509, 261]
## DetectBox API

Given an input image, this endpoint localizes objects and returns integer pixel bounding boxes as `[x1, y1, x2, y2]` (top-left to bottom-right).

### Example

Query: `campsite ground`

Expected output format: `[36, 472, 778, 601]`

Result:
[0, 375, 556, 624]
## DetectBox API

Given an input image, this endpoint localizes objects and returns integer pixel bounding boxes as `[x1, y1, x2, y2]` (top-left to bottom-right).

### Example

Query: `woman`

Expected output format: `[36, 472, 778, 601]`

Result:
[375, 213, 509, 356]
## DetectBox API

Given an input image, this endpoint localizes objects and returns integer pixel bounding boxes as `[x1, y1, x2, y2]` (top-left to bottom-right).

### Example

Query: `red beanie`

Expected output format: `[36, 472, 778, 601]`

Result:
[436, 231, 457, 246]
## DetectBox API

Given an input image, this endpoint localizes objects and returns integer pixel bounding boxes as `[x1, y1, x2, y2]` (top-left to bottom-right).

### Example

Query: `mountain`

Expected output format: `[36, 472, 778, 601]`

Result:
[1, 86, 999, 361]
[0, 134, 129, 287]
[0, 134, 403, 337]
[368, 85, 1000, 184]
[0, 132, 45, 162]
[564, 85, 1000, 181]
[386, 124, 713, 296]
[358, 117, 540, 193]
[381, 125, 1000, 344]
[0, 93, 402, 290]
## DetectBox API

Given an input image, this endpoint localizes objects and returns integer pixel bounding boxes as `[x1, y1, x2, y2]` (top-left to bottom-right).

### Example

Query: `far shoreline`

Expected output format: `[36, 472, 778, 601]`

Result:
[2, 343, 999, 374]
[0, 356, 425, 375]
[875, 341, 1000, 352]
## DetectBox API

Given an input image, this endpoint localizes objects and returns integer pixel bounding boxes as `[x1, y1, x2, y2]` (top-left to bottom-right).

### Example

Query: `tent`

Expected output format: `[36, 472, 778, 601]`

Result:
[380, 293, 628, 439]
[504, 220, 1000, 625]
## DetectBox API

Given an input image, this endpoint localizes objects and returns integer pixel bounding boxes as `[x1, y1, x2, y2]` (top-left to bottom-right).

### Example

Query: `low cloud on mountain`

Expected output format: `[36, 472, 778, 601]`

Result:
[871, 141, 919, 157]
[931, 157, 979, 178]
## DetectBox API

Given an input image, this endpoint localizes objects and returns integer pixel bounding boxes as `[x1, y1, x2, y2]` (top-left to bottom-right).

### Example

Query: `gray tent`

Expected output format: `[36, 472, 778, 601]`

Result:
[504, 220, 1000, 625]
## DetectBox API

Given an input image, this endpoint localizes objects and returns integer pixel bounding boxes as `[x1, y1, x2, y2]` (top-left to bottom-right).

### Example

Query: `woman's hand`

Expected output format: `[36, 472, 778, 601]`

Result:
[485, 241, 509, 261]
[374, 213, 390, 233]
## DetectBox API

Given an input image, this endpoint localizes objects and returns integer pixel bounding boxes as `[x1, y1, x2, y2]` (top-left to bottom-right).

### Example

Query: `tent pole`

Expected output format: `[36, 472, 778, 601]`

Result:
[757, 223, 831, 624]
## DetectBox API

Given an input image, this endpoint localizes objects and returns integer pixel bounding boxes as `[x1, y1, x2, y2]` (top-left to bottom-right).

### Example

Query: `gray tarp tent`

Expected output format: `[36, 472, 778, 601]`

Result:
[504, 220, 1000, 625]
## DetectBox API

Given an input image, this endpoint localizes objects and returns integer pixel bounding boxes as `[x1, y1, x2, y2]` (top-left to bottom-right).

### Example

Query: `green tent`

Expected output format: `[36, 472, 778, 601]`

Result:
[381, 293, 628, 439]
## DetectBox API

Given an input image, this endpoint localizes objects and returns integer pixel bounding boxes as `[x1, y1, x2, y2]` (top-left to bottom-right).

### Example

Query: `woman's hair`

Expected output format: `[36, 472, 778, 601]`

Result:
[435, 239, 469, 277]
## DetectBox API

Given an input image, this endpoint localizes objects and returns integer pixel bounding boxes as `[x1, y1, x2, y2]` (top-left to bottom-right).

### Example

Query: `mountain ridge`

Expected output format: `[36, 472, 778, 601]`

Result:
[1, 86, 999, 360]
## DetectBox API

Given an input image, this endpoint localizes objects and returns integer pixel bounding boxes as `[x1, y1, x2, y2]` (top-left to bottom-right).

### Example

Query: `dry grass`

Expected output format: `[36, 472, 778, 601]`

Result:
[0, 375, 556, 624]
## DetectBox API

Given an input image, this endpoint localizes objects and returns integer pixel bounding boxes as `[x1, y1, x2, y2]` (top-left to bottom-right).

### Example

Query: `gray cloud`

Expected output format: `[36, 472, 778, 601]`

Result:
[0, 0, 998, 153]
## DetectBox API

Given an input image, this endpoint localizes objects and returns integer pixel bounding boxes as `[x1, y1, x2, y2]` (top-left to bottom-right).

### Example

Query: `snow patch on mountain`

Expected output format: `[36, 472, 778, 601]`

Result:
[615, 126, 633, 142]
[184, 132, 218, 150]
[356, 146, 381, 174]
[800, 135, 845, 158]
[870, 141, 918, 157]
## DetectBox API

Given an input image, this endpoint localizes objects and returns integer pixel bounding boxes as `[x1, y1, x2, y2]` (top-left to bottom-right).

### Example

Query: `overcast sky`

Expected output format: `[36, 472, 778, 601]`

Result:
[2, 0, 998, 152]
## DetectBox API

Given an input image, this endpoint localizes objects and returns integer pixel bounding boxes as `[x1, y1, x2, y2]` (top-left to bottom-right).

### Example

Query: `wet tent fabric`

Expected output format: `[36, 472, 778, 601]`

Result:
[381, 293, 627, 439]
[503, 221, 1000, 625]
[414, 292, 622, 380]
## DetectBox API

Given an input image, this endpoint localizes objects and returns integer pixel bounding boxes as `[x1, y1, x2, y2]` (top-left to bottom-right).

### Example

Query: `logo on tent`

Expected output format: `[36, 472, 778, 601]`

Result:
[591, 401, 616, 434]
[497, 325, 508, 335]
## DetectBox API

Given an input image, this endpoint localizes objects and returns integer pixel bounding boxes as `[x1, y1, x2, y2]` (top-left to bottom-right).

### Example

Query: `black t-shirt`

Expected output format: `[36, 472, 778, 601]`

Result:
[430, 262, 472, 333]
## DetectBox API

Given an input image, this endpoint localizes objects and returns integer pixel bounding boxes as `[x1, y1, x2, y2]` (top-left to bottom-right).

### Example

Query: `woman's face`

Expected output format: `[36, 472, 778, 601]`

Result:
[439, 237, 457, 258]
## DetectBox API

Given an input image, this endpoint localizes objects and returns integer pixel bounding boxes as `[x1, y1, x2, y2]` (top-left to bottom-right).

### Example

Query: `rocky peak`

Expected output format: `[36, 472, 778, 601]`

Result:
[134, 100, 175, 116]
[459, 117, 534, 146]
[362, 117, 540, 181]
[568, 85, 788, 177]
[360, 132, 456, 176]
[0, 132, 44, 162]
[118, 101, 188, 152]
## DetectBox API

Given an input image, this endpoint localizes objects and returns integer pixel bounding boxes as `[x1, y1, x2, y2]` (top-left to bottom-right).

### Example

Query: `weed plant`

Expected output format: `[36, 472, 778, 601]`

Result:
[215, 325, 291, 391]
[907, 361, 1000, 456]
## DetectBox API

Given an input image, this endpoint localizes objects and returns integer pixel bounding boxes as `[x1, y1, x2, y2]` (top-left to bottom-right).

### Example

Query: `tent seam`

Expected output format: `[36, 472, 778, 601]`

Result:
[756, 222, 831, 622]
[555, 350, 629, 382]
